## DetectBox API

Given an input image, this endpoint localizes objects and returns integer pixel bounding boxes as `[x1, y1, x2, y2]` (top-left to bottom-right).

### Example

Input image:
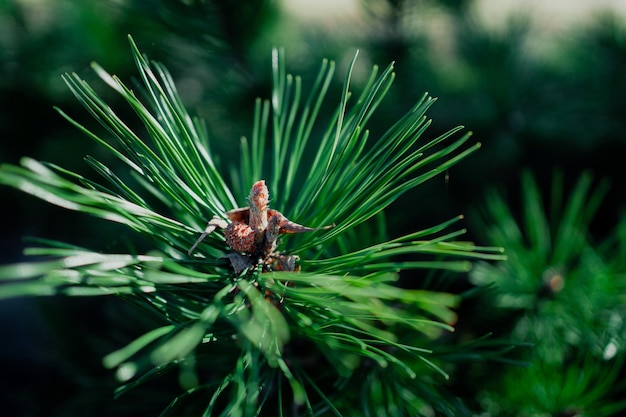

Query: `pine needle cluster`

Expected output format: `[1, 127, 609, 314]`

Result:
[0, 37, 506, 416]
[470, 171, 626, 416]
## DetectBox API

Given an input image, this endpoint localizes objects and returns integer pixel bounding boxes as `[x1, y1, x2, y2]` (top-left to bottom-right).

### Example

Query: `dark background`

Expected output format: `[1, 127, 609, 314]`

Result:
[2, 0, 626, 415]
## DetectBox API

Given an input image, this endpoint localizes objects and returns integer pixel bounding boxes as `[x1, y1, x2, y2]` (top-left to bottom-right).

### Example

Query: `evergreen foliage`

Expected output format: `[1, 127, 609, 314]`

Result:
[469, 171, 626, 416]
[3, 1, 626, 415]
[0, 37, 506, 416]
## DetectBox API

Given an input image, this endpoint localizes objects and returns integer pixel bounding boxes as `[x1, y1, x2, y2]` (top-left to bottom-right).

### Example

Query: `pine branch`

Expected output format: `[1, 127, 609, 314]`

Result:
[0, 36, 508, 416]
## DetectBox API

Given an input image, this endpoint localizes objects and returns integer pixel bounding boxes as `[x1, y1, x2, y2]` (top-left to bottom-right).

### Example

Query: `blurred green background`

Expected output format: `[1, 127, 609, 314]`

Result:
[2, 0, 626, 415]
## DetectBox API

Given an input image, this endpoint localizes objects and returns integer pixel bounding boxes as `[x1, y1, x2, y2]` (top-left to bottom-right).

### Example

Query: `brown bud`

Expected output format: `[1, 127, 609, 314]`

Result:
[248, 180, 269, 241]
[225, 221, 255, 253]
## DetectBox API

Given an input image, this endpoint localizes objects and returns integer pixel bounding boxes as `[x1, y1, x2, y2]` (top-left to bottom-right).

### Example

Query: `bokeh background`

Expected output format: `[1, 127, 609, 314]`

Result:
[2, 0, 626, 415]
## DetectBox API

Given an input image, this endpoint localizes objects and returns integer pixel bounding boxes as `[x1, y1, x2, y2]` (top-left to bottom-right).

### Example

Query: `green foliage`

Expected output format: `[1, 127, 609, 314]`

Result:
[0, 37, 506, 415]
[470, 171, 626, 416]
[4, 3, 626, 416]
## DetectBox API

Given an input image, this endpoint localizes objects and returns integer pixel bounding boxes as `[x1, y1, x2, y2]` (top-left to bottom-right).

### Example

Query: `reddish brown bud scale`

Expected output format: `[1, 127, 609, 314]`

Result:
[225, 221, 255, 253]
[263, 213, 282, 255]
[225, 208, 250, 223]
